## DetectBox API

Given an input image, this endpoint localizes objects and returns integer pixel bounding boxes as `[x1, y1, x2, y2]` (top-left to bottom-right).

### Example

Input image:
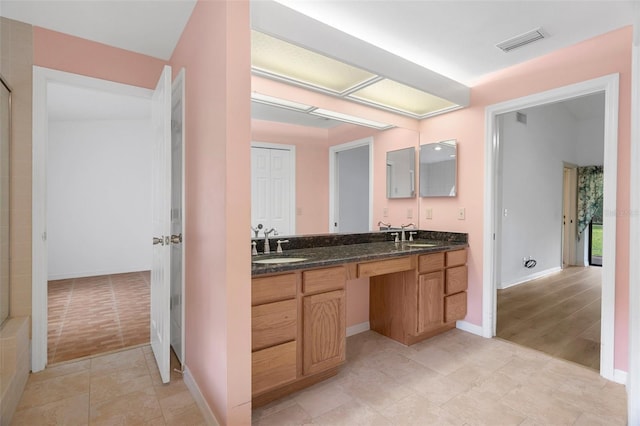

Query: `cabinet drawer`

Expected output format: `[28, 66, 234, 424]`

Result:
[252, 273, 296, 306]
[445, 265, 468, 295]
[444, 292, 467, 323]
[252, 341, 297, 396]
[358, 256, 414, 277]
[446, 249, 467, 267]
[252, 299, 297, 351]
[303, 266, 345, 294]
[418, 252, 445, 273]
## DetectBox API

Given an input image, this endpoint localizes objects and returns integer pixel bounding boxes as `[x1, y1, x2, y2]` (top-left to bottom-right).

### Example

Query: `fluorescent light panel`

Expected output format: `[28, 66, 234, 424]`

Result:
[349, 78, 457, 116]
[252, 31, 376, 93]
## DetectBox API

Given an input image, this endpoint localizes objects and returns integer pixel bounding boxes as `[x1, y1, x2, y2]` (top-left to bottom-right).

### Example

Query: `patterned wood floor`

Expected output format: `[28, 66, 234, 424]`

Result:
[497, 266, 601, 370]
[48, 271, 150, 365]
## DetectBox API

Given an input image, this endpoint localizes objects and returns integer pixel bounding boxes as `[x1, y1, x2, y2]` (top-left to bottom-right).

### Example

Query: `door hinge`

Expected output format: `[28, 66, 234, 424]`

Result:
[42, 232, 47, 242]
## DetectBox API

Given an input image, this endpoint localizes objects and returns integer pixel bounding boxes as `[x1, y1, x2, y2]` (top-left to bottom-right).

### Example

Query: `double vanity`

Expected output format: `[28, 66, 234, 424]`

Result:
[251, 231, 468, 406]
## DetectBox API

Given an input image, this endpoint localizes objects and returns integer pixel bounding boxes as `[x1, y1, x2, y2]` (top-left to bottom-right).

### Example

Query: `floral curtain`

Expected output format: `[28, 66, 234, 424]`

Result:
[577, 166, 603, 239]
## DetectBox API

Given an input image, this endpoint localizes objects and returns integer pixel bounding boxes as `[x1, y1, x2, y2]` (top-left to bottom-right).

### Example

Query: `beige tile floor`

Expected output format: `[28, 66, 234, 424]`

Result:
[252, 329, 627, 425]
[11, 346, 206, 425]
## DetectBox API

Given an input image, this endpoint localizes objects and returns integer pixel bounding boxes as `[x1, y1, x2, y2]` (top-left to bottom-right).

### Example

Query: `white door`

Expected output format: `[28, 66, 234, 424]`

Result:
[151, 65, 172, 383]
[251, 146, 293, 236]
[170, 69, 185, 366]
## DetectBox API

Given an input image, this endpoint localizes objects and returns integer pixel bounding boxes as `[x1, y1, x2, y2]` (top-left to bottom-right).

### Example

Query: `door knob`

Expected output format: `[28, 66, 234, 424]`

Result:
[153, 237, 165, 246]
[171, 234, 182, 244]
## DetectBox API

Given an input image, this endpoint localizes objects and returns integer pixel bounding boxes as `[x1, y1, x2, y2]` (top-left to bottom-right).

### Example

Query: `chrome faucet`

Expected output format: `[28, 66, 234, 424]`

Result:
[377, 221, 391, 230]
[400, 223, 415, 242]
[251, 223, 263, 238]
[263, 228, 275, 254]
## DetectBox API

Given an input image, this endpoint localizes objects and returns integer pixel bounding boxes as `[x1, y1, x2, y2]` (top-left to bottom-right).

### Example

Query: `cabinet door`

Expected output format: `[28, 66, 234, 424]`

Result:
[417, 271, 444, 334]
[303, 290, 346, 376]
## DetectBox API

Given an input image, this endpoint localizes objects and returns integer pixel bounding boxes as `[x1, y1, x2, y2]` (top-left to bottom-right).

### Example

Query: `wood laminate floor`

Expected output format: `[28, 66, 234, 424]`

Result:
[47, 271, 150, 365]
[496, 266, 601, 370]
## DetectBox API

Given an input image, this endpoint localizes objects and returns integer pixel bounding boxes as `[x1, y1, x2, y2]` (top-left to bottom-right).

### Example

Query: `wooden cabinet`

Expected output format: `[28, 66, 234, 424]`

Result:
[370, 248, 468, 346]
[416, 271, 444, 334]
[303, 289, 346, 375]
[251, 274, 298, 398]
[252, 266, 346, 406]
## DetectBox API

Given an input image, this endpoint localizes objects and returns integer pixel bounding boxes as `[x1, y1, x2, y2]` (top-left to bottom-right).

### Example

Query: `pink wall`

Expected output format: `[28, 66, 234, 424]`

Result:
[419, 26, 632, 372]
[33, 27, 165, 89]
[170, 1, 251, 424]
[251, 120, 330, 234]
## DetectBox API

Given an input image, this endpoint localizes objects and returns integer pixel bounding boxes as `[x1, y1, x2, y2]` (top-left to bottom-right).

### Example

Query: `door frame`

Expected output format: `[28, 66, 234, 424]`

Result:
[32, 67, 154, 372]
[250, 141, 296, 235]
[482, 74, 619, 381]
[328, 137, 373, 233]
[561, 163, 578, 268]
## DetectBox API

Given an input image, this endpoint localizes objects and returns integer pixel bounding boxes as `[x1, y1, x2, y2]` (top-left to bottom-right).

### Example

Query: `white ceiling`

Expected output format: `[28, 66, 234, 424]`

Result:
[3, 0, 632, 126]
[0, 0, 197, 60]
[273, 0, 636, 86]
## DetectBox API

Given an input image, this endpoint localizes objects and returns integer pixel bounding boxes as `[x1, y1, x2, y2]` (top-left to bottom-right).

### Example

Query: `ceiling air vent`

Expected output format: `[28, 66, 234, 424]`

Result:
[496, 27, 547, 53]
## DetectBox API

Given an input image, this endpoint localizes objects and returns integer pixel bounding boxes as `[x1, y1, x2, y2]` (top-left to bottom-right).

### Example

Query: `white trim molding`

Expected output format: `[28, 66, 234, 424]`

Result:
[456, 320, 484, 337]
[183, 366, 220, 426]
[31, 66, 153, 372]
[499, 267, 562, 290]
[328, 137, 374, 233]
[483, 74, 619, 381]
[346, 321, 370, 337]
[628, 15, 640, 425]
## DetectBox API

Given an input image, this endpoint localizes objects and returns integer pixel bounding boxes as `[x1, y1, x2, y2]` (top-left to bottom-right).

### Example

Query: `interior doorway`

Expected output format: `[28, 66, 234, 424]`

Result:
[45, 80, 153, 364]
[329, 137, 373, 233]
[484, 74, 618, 379]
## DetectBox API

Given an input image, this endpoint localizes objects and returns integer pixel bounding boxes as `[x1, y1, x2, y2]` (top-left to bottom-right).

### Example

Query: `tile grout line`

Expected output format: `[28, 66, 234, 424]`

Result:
[108, 274, 126, 348]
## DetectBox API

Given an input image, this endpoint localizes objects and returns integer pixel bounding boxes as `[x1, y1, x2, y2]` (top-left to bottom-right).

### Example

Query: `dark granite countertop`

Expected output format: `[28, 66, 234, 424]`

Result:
[251, 238, 468, 276]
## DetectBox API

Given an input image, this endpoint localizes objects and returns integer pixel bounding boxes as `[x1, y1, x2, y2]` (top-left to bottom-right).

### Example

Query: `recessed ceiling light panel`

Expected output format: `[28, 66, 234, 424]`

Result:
[252, 30, 376, 93]
[349, 79, 458, 117]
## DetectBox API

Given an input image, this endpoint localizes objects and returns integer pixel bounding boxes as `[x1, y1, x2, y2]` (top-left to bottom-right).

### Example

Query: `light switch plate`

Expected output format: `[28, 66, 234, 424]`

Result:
[383, 207, 388, 217]
[407, 208, 413, 219]
[426, 208, 433, 219]
[458, 208, 465, 220]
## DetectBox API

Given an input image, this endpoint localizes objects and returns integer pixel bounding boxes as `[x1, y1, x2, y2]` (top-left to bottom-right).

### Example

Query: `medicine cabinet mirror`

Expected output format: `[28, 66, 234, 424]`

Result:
[386, 147, 415, 199]
[419, 140, 457, 197]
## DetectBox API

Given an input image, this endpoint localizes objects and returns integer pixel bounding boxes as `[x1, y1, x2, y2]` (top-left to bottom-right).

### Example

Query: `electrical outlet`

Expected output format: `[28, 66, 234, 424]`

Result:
[407, 208, 413, 219]
[458, 208, 465, 220]
[383, 207, 388, 217]
[426, 208, 433, 220]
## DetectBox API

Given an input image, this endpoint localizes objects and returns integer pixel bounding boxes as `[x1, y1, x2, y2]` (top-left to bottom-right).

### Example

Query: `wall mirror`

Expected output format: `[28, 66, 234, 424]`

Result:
[419, 140, 457, 197]
[386, 147, 415, 199]
[251, 95, 419, 237]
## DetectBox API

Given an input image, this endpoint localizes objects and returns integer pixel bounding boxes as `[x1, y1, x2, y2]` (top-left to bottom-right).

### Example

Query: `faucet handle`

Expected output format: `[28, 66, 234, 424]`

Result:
[251, 241, 258, 256]
[276, 239, 289, 253]
[390, 232, 399, 243]
[409, 232, 417, 242]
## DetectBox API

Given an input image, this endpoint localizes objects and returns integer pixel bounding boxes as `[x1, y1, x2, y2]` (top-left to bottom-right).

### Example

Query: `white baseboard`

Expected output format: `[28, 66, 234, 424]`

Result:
[456, 320, 484, 336]
[183, 366, 220, 426]
[499, 267, 562, 290]
[614, 369, 628, 385]
[47, 267, 151, 281]
[346, 322, 370, 337]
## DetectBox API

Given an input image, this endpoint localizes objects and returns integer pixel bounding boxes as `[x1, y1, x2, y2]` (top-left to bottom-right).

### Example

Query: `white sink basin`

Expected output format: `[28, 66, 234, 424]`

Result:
[253, 257, 308, 265]
[406, 243, 437, 248]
